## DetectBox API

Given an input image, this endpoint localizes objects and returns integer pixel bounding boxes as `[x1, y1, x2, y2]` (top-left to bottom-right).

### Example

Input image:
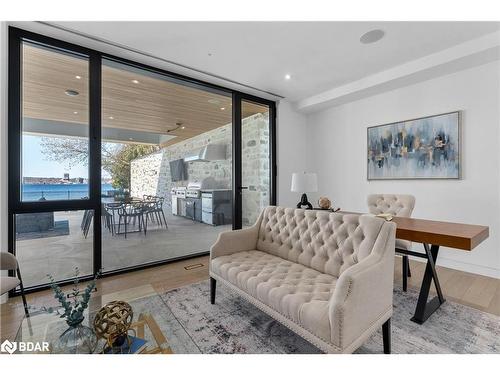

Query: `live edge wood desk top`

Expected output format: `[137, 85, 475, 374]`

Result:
[339, 211, 489, 251]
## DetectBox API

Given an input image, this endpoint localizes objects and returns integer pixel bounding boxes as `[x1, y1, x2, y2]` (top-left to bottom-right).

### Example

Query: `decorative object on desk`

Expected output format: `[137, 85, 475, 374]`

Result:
[376, 213, 393, 221]
[46, 268, 100, 354]
[367, 111, 460, 180]
[291, 172, 318, 210]
[102, 334, 147, 354]
[317, 196, 331, 209]
[93, 300, 134, 351]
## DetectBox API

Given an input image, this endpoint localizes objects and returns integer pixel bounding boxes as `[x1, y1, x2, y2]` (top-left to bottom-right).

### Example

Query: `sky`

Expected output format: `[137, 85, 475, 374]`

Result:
[22, 135, 110, 179]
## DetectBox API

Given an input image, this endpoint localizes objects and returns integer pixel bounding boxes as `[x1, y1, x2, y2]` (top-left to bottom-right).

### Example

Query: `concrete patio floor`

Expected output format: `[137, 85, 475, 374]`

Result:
[15, 209, 230, 287]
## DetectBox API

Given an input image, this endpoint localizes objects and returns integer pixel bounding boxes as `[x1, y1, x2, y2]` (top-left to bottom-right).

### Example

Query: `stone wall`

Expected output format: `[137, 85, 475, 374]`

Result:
[131, 113, 269, 225]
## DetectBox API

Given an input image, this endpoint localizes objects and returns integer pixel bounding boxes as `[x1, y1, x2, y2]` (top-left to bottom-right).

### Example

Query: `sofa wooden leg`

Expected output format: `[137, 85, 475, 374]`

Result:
[210, 277, 216, 304]
[382, 318, 391, 354]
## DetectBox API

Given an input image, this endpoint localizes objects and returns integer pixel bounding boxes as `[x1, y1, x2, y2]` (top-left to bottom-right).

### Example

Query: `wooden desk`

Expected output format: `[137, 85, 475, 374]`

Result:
[392, 216, 489, 251]
[339, 211, 489, 323]
[391, 216, 488, 323]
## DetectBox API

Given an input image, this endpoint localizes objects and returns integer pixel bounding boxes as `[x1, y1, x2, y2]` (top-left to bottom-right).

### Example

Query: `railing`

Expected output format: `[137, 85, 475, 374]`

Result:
[22, 189, 117, 201]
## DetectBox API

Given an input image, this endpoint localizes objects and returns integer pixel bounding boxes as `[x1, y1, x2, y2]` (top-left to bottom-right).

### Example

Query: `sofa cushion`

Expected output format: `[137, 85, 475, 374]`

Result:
[256, 207, 386, 278]
[211, 250, 336, 342]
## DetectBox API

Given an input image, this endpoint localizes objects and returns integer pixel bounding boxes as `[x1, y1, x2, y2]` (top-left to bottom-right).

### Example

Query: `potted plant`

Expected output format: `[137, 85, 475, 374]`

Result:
[46, 268, 101, 354]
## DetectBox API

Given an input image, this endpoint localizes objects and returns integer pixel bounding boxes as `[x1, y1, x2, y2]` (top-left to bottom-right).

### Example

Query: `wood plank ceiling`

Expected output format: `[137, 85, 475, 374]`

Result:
[22, 42, 268, 146]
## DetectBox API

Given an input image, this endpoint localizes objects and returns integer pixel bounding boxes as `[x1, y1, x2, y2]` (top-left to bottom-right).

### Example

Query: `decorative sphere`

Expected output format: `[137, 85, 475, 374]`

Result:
[93, 301, 133, 344]
[318, 197, 332, 209]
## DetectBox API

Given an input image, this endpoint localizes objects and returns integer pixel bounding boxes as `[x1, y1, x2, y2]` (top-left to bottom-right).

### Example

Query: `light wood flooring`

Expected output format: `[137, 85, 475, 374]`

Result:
[2, 255, 500, 343]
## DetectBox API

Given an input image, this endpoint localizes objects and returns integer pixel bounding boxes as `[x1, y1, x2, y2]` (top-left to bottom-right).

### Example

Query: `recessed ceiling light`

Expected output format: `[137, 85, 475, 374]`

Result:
[131, 79, 140, 84]
[75, 75, 81, 80]
[220, 107, 225, 111]
[181, 126, 186, 130]
[109, 116, 114, 120]
[284, 74, 291, 80]
[65, 89, 79, 96]
[360, 29, 385, 44]
[73, 111, 78, 114]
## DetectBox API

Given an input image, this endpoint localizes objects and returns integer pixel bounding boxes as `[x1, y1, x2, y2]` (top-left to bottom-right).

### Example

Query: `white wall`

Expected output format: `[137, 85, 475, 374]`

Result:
[276, 100, 308, 207]
[306, 61, 500, 278]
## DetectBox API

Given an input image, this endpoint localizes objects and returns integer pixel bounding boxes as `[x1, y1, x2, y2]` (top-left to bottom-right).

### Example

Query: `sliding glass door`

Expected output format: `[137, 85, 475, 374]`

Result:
[100, 58, 234, 272]
[8, 26, 276, 292]
[9, 35, 97, 288]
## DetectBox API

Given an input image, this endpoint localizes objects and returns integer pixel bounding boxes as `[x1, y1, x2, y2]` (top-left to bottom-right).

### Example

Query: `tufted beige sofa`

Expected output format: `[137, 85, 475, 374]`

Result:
[367, 194, 416, 291]
[209, 206, 396, 354]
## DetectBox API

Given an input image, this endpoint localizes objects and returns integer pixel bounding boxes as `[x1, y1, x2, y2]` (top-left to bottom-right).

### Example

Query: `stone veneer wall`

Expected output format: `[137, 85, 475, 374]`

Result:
[131, 113, 269, 225]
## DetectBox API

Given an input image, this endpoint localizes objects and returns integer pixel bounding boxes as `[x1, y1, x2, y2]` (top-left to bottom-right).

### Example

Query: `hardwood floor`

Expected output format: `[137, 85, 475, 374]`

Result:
[1, 255, 499, 342]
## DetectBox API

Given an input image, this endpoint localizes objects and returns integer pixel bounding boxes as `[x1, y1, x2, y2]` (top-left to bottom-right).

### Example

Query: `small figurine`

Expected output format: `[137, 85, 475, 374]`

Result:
[318, 196, 332, 209]
[317, 197, 341, 212]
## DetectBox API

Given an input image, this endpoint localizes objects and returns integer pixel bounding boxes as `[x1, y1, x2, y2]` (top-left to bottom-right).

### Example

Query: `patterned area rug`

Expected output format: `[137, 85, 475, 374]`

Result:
[158, 280, 500, 354]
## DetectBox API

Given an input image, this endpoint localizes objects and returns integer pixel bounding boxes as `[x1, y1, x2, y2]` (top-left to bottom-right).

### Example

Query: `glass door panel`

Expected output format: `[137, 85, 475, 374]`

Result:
[101, 58, 233, 272]
[241, 100, 271, 227]
[14, 39, 93, 288]
[21, 41, 90, 201]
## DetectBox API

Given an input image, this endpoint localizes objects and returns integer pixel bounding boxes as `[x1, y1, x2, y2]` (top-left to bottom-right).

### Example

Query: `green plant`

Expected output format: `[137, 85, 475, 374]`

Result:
[46, 268, 101, 327]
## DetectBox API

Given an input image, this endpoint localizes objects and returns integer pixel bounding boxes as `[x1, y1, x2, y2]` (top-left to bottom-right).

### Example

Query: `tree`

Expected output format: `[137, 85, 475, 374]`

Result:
[40, 137, 159, 190]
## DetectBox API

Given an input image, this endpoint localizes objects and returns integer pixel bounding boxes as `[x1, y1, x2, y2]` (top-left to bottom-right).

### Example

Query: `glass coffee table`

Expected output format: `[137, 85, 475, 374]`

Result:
[14, 285, 200, 354]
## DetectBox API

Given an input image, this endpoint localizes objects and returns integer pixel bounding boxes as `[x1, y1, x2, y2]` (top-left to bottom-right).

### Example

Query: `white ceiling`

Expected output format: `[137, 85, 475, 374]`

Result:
[54, 21, 500, 102]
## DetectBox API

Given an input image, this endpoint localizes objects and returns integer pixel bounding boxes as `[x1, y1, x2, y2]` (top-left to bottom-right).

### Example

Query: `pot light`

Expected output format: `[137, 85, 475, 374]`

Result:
[75, 75, 81, 80]
[73, 111, 78, 114]
[284, 74, 291, 80]
[109, 116, 114, 120]
[220, 107, 225, 111]
[131, 79, 140, 84]
[360, 29, 385, 44]
[181, 126, 186, 130]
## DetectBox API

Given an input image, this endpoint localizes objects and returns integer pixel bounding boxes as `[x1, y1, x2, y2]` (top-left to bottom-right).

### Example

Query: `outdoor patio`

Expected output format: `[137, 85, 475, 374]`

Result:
[15, 209, 231, 288]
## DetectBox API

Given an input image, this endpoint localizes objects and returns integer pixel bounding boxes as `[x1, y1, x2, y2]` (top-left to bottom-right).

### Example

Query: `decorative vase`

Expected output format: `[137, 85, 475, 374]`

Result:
[52, 318, 97, 354]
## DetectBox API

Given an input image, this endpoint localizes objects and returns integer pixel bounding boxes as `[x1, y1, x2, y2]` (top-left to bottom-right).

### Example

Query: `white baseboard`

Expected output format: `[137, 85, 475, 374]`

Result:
[406, 255, 500, 279]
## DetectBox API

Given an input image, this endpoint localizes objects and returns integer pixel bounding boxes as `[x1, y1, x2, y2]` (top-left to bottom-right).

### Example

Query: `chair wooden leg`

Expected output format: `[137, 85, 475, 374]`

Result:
[382, 318, 391, 354]
[210, 277, 216, 304]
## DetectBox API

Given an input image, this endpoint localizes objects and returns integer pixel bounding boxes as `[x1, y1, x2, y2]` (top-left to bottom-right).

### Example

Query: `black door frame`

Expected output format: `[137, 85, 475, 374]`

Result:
[232, 93, 277, 230]
[7, 26, 277, 294]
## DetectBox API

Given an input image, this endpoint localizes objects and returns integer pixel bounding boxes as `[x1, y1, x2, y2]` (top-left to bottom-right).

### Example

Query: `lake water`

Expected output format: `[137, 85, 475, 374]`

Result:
[22, 184, 114, 201]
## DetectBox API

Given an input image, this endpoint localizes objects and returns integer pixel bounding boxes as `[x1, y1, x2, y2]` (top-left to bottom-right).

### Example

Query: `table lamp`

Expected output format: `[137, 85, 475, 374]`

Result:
[291, 172, 318, 209]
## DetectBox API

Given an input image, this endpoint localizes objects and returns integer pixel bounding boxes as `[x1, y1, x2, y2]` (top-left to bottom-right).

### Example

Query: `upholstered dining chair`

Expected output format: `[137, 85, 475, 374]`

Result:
[0, 252, 29, 316]
[367, 194, 416, 292]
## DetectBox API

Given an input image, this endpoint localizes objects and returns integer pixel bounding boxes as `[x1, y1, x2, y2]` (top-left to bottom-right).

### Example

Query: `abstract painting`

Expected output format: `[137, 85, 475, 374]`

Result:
[367, 111, 460, 180]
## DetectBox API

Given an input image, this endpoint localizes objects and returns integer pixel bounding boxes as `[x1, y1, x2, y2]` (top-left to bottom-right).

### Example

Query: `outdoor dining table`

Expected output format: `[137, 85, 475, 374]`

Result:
[103, 198, 157, 236]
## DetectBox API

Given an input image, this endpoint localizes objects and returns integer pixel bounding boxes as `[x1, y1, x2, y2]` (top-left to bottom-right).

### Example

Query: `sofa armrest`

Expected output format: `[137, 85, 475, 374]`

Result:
[328, 221, 396, 350]
[210, 223, 260, 260]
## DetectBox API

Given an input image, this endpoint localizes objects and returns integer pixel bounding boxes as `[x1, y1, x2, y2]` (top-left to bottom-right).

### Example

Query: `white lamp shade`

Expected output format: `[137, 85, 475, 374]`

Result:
[291, 172, 318, 193]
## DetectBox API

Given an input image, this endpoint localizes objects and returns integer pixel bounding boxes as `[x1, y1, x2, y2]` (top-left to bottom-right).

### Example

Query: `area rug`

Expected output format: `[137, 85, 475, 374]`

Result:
[160, 280, 500, 354]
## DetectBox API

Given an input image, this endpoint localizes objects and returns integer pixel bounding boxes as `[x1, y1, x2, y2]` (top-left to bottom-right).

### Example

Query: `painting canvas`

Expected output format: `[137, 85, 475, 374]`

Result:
[367, 111, 460, 180]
